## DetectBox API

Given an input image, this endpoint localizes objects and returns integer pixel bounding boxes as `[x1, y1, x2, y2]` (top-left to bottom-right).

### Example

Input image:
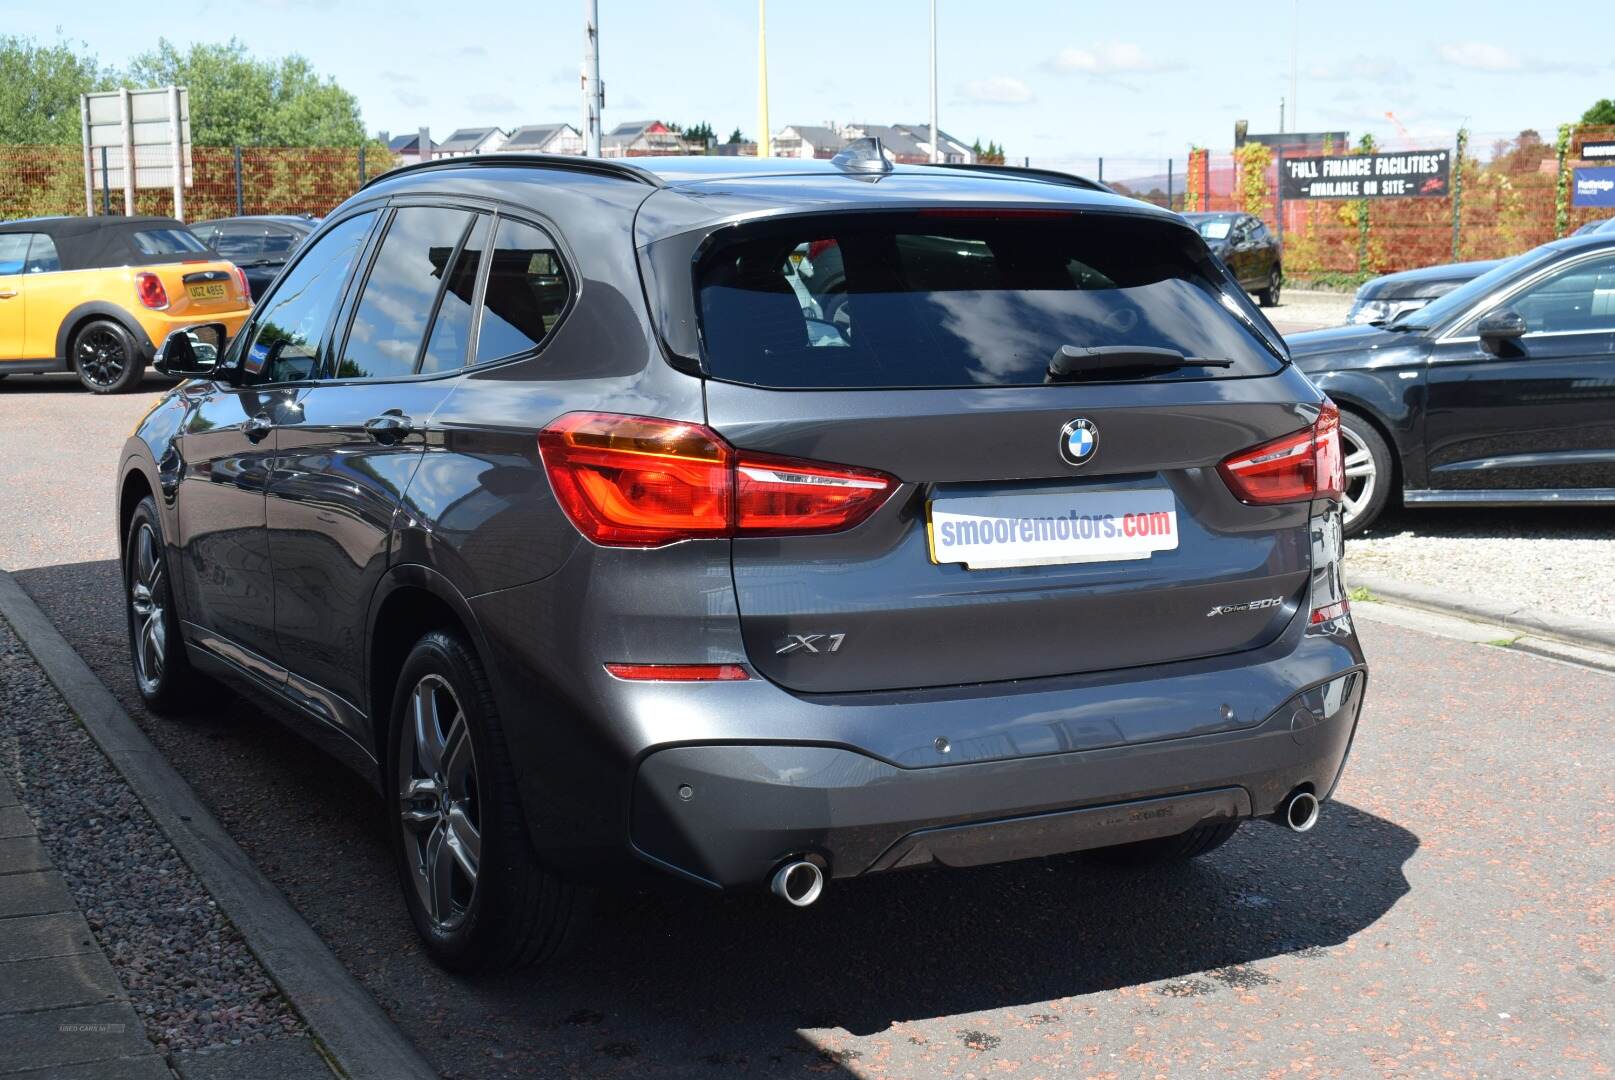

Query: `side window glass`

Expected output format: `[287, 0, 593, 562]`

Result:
[213, 227, 265, 260]
[420, 215, 488, 374]
[261, 230, 299, 258]
[1500, 254, 1615, 334]
[0, 234, 29, 274]
[334, 206, 475, 380]
[475, 219, 570, 363]
[24, 235, 59, 273]
[240, 211, 376, 386]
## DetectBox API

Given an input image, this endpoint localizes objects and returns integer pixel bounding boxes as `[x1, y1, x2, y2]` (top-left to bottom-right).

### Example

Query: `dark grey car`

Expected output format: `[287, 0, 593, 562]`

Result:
[118, 151, 1367, 972]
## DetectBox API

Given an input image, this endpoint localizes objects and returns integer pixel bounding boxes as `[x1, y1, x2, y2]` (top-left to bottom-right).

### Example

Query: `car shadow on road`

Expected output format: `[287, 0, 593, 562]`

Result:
[15, 558, 1419, 1077]
[0, 372, 178, 395]
[1355, 504, 1615, 542]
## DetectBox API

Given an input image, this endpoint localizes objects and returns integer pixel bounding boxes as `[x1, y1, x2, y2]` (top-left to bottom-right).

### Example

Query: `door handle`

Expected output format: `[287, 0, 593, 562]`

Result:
[242, 413, 274, 443]
[0, 291, 16, 299]
[363, 413, 415, 444]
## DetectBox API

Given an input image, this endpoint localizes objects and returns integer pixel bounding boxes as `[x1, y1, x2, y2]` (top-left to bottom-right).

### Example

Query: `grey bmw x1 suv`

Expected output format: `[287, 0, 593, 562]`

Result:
[119, 146, 1366, 971]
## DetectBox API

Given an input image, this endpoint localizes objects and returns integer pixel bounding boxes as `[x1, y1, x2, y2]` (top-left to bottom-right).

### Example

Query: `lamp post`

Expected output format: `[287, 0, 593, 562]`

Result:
[757, 0, 770, 157]
[929, 0, 939, 163]
[583, 0, 603, 157]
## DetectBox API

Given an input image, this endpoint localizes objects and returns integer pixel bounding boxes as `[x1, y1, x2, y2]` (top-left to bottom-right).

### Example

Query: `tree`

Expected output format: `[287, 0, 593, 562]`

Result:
[0, 36, 109, 144]
[682, 122, 715, 148]
[1583, 99, 1615, 125]
[727, 127, 746, 144]
[970, 137, 984, 158]
[127, 39, 366, 146]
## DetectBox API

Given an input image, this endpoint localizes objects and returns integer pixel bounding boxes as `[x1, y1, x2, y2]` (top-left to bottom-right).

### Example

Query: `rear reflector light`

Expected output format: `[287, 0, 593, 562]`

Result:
[539, 412, 896, 547]
[604, 663, 750, 682]
[135, 272, 169, 310]
[1310, 600, 1350, 625]
[1218, 400, 1344, 505]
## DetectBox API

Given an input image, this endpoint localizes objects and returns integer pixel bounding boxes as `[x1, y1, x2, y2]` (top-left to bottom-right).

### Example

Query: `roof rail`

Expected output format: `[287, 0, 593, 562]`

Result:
[359, 152, 667, 192]
[915, 161, 1113, 194]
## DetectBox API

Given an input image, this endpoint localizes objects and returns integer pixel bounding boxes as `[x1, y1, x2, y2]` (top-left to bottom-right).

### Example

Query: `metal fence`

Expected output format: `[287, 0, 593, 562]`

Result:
[1, 144, 389, 223]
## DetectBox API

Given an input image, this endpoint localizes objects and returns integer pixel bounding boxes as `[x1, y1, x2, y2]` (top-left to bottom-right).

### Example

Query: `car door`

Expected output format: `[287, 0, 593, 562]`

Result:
[1424, 249, 1615, 493]
[267, 204, 486, 736]
[1249, 219, 1278, 281]
[1224, 217, 1254, 287]
[176, 210, 379, 672]
[0, 234, 33, 360]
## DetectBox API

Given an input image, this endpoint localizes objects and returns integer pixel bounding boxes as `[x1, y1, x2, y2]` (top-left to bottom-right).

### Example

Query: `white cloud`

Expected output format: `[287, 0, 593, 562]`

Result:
[467, 93, 520, 114]
[1045, 42, 1168, 75]
[1436, 41, 1521, 72]
[960, 76, 1034, 105]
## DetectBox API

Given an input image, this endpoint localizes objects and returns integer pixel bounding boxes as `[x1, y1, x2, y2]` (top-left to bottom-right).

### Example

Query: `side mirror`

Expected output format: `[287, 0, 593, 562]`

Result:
[1477, 308, 1527, 354]
[154, 324, 228, 378]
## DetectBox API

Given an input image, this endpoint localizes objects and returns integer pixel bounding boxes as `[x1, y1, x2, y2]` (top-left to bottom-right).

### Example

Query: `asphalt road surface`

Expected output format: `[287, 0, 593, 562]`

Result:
[2, 374, 1611, 1078]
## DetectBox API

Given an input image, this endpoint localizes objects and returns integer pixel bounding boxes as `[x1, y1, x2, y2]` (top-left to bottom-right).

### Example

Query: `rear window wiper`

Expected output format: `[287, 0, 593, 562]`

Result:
[1046, 345, 1234, 381]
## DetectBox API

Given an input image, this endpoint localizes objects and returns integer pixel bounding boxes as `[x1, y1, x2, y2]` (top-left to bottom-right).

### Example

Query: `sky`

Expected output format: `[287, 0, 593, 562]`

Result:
[8, 0, 1611, 182]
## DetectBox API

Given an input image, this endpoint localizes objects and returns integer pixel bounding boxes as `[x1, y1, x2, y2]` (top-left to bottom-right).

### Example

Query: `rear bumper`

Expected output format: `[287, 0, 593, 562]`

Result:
[629, 658, 1365, 890]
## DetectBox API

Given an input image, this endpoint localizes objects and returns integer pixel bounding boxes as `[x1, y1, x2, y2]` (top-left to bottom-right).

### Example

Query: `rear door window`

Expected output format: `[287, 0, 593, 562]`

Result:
[333, 206, 479, 380]
[695, 212, 1283, 389]
[0, 234, 30, 274]
[210, 225, 267, 261]
[24, 234, 60, 273]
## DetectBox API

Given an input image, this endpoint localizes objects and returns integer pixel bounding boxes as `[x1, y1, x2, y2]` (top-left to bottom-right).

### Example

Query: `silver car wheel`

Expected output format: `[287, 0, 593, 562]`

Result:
[1339, 424, 1378, 527]
[128, 523, 166, 695]
[398, 674, 481, 932]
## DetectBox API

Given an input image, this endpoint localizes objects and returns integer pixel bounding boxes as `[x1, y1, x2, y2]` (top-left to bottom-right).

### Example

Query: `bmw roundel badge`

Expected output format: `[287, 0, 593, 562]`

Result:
[1058, 418, 1099, 467]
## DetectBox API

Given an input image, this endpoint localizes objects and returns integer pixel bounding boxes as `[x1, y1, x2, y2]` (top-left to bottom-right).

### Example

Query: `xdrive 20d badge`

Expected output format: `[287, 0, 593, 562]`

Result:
[118, 145, 1366, 972]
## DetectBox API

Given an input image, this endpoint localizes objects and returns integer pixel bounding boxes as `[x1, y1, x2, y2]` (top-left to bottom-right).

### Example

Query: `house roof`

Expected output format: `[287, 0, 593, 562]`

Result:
[438, 127, 505, 152]
[503, 123, 578, 149]
[852, 124, 928, 157]
[387, 133, 436, 153]
[894, 123, 970, 152]
[609, 120, 656, 137]
[783, 125, 845, 149]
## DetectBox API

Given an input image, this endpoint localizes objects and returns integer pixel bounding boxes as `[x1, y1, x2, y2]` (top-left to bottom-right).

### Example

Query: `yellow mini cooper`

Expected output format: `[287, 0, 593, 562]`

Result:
[0, 215, 253, 393]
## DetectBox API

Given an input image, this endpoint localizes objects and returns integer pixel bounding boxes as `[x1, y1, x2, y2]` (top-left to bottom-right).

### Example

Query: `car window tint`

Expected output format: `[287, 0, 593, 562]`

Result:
[24, 234, 59, 273]
[240, 211, 376, 385]
[1505, 252, 1615, 333]
[261, 230, 300, 257]
[474, 219, 569, 363]
[0, 234, 29, 274]
[212, 227, 266, 260]
[420, 215, 488, 374]
[335, 206, 476, 380]
[694, 213, 1283, 389]
[132, 228, 209, 255]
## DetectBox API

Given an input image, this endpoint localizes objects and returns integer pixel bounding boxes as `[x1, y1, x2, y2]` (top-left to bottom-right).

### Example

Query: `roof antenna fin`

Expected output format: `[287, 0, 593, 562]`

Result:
[830, 137, 893, 176]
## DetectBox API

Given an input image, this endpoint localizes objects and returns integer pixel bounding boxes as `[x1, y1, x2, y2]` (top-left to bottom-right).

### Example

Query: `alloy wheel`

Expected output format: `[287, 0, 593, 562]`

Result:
[1339, 425, 1377, 527]
[128, 523, 166, 695]
[398, 675, 482, 932]
[78, 327, 127, 388]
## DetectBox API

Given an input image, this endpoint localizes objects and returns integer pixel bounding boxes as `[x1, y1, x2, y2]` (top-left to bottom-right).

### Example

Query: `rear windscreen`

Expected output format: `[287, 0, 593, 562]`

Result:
[131, 227, 209, 256]
[694, 212, 1284, 389]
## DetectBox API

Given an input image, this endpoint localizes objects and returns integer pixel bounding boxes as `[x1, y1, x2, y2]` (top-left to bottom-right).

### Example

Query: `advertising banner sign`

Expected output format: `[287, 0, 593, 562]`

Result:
[1279, 149, 1450, 200]
[1572, 166, 1615, 208]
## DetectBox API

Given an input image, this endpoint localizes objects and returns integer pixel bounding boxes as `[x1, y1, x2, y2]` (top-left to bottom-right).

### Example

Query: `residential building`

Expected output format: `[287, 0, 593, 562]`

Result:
[601, 120, 690, 157]
[773, 125, 846, 159]
[384, 131, 438, 166]
[502, 123, 585, 155]
[772, 122, 976, 164]
[435, 127, 509, 158]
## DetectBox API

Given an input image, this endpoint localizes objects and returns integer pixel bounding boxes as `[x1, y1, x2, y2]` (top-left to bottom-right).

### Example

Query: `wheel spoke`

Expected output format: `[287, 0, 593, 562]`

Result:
[141, 615, 165, 680]
[1344, 462, 1374, 479]
[445, 805, 480, 882]
[442, 715, 473, 794]
[427, 823, 456, 923]
[412, 681, 447, 776]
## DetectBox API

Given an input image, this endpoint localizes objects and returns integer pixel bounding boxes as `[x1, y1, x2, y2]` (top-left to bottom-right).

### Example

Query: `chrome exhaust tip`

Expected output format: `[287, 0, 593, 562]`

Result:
[1281, 790, 1320, 833]
[769, 859, 824, 908]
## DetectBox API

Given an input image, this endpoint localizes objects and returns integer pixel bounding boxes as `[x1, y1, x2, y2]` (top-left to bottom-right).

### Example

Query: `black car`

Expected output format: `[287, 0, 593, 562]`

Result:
[190, 215, 319, 300]
[120, 150, 1364, 972]
[1289, 232, 1615, 535]
[1345, 259, 1500, 326]
[1182, 211, 1282, 306]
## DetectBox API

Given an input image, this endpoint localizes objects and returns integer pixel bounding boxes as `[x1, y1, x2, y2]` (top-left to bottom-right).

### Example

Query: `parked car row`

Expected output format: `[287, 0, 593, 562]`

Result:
[0, 213, 310, 392]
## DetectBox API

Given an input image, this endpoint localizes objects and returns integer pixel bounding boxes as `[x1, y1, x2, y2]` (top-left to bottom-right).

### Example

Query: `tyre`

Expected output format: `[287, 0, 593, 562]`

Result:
[1087, 819, 1241, 868]
[74, 319, 145, 393]
[124, 496, 204, 712]
[1337, 411, 1394, 537]
[388, 629, 584, 972]
[1257, 267, 1282, 307]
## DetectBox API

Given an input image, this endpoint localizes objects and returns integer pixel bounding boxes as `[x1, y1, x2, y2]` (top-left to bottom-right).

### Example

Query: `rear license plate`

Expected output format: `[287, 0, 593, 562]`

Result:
[928, 490, 1179, 570]
[187, 282, 227, 301]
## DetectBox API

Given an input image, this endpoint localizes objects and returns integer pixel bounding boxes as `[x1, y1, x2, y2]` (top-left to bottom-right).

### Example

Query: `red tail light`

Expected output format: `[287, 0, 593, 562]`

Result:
[539, 412, 897, 547]
[135, 272, 169, 310]
[1218, 401, 1344, 505]
[231, 265, 251, 303]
